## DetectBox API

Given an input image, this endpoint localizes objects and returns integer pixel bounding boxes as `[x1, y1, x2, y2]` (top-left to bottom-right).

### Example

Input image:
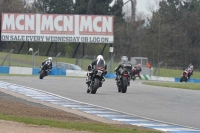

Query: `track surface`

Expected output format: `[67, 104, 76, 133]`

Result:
[1, 76, 200, 129]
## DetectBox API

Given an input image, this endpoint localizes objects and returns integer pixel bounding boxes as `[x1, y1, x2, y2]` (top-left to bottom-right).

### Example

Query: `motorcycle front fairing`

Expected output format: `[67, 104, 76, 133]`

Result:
[93, 66, 105, 79]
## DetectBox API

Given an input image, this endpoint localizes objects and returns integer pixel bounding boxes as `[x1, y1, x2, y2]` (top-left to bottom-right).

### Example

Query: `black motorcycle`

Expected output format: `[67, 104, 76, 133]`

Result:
[87, 66, 105, 94]
[116, 69, 131, 93]
[39, 61, 51, 79]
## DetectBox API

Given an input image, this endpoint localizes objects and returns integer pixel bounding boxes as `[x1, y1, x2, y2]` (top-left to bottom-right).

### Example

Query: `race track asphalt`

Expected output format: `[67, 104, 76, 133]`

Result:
[1, 76, 200, 129]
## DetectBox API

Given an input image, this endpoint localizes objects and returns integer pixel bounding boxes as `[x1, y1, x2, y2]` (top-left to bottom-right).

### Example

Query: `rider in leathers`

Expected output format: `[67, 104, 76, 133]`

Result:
[115, 56, 132, 86]
[86, 55, 107, 87]
[187, 63, 194, 79]
[39, 57, 53, 75]
[132, 64, 142, 79]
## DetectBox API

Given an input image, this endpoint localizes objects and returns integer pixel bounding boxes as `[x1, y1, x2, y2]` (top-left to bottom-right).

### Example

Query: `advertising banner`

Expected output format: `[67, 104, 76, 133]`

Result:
[1, 13, 114, 43]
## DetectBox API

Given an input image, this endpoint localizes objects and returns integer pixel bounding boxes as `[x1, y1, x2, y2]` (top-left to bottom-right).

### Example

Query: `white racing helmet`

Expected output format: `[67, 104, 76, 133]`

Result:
[97, 55, 104, 60]
[48, 57, 52, 61]
[121, 56, 128, 62]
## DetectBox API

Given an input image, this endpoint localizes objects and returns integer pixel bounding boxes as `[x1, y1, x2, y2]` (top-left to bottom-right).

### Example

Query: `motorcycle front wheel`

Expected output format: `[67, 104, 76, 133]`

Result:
[91, 78, 99, 94]
[39, 70, 45, 79]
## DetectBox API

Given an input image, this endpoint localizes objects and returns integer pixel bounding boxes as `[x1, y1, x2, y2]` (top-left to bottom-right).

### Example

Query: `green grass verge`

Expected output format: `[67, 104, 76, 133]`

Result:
[142, 81, 200, 90]
[0, 114, 161, 133]
[153, 68, 200, 79]
[0, 52, 119, 72]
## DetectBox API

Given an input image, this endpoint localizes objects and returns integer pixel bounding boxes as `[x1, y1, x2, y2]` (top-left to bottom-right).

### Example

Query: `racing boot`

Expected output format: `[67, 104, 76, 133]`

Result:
[86, 77, 91, 84]
[99, 82, 102, 87]
[87, 88, 90, 93]
[102, 76, 105, 82]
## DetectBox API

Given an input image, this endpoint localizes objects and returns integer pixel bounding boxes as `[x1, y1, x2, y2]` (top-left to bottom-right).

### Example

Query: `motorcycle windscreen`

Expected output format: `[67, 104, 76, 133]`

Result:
[96, 60, 105, 70]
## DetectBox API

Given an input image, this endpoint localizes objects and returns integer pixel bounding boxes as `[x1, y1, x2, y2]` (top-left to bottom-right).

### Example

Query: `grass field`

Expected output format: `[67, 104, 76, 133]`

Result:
[142, 81, 200, 90]
[0, 52, 119, 72]
[153, 68, 200, 79]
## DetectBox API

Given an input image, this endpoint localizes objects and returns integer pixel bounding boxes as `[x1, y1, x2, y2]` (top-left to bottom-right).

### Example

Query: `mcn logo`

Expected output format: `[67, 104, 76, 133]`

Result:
[2, 14, 36, 34]
[1, 13, 114, 38]
[40, 15, 74, 34]
[79, 16, 113, 35]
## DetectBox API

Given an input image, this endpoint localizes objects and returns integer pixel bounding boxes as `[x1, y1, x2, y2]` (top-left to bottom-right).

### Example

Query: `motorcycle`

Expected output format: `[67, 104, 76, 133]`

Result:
[131, 68, 139, 81]
[180, 69, 190, 82]
[86, 66, 105, 94]
[39, 61, 51, 79]
[116, 69, 131, 93]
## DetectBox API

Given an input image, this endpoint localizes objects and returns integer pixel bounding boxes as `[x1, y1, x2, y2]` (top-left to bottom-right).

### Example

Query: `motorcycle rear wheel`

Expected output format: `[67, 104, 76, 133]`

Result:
[121, 77, 127, 93]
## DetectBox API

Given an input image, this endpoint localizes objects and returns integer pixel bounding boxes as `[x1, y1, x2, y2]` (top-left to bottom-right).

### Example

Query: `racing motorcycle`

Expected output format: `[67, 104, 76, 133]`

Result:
[131, 68, 138, 81]
[86, 66, 105, 94]
[39, 61, 51, 79]
[116, 69, 131, 93]
[180, 69, 190, 82]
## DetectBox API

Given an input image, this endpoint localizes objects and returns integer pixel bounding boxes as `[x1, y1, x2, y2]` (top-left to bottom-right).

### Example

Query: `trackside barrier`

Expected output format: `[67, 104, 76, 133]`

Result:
[175, 78, 200, 83]
[0, 66, 85, 77]
[105, 73, 151, 80]
[105, 73, 116, 78]
[0, 66, 9, 74]
[66, 70, 87, 77]
[150, 76, 174, 82]
[9, 66, 32, 75]
[1, 66, 200, 82]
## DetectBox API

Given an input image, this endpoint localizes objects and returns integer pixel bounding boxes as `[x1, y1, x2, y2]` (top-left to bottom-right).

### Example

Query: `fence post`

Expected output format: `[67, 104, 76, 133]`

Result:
[33, 51, 38, 68]
[109, 43, 114, 73]
[81, 55, 87, 70]
[1, 49, 14, 66]
[55, 53, 61, 68]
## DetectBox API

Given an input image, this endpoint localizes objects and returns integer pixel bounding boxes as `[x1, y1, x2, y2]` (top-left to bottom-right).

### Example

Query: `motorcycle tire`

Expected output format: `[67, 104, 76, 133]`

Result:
[121, 77, 127, 93]
[117, 86, 121, 92]
[39, 70, 45, 79]
[91, 78, 99, 94]
[185, 78, 188, 82]
[180, 76, 184, 82]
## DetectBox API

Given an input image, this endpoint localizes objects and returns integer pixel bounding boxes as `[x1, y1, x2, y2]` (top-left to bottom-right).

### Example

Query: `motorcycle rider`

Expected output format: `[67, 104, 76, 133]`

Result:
[39, 57, 53, 75]
[115, 56, 132, 86]
[132, 63, 142, 79]
[187, 63, 194, 79]
[86, 55, 107, 87]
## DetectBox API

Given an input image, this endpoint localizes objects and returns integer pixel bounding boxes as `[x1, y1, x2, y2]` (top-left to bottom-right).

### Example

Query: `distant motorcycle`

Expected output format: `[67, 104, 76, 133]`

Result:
[116, 69, 131, 93]
[180, 69, 190, 82]
[39, 61, 51, 79]
[87, 66, 105, 94]
[131, 68, 139, 81]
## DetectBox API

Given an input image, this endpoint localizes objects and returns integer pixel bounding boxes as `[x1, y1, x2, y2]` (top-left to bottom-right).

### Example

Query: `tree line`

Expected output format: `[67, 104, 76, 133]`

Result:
[1, 0, 200, 68]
